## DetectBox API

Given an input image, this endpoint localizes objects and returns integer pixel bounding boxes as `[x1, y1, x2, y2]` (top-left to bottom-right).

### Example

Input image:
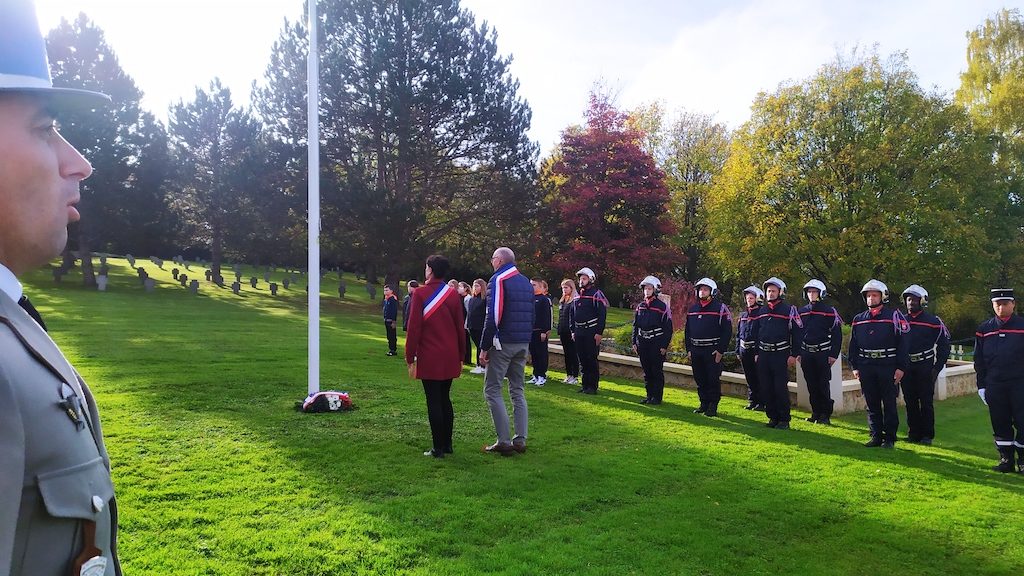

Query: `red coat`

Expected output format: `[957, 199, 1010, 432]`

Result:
[404, 279, 466, 380]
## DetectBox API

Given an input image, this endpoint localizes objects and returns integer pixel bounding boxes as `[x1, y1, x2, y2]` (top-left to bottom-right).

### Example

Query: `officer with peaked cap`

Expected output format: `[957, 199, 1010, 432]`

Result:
[848, 279, 910, 448]
[797, 279, 843, 425]
[685, 277, 732, 416]
[736, 285, 764, 410]
[750, 277, 802, 429]
[0, 1, 120, 574]
[900, 285, 951, 445]
[632, 276, 673, 404]
[974, 288, 1024, 473]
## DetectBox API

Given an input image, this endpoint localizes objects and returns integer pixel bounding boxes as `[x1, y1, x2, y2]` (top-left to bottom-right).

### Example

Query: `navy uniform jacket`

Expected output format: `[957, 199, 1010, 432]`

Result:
[974, 314, 1024, 390]
[750, 299, 803, 357]
[905, 310, 951, 369]
[684, 298, 732, 355]
[798, 302, 843, 358]
[402, 295, 411, 331]
[533, 294, 552, 333]
[736, 305, 758, 353]
[848, 307, 910, 371]
[632, 296, 673, 350]
[570, 285, 608, 334]
[382, 295, 398, 322]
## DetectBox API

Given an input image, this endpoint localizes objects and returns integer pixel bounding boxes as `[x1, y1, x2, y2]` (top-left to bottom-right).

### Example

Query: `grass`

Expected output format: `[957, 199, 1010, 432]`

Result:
[21, 258, 1024, 575]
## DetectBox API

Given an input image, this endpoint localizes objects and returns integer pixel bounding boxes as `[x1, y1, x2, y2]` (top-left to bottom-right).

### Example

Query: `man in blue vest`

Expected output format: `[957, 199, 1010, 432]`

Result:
[974, 288, 1024, 473]
[900, 285, 950, 445]
[480, 247, 534, 455]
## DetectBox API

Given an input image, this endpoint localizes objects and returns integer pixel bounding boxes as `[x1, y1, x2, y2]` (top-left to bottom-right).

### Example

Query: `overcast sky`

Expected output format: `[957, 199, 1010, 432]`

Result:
[37, 0, 1024, 156]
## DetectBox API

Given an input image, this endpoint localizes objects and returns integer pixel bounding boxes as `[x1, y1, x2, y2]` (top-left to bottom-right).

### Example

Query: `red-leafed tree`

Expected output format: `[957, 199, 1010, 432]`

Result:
[543, 91, 683, 290]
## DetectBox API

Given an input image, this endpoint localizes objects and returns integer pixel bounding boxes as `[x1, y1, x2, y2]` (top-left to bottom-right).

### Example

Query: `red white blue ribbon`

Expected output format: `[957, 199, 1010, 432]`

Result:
[492, 265, 521, 326]
[423, 283, 455, 321]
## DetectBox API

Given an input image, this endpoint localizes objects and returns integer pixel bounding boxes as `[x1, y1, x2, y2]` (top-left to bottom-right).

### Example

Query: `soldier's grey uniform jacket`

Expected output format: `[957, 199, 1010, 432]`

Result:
[0, 293, 120, 575]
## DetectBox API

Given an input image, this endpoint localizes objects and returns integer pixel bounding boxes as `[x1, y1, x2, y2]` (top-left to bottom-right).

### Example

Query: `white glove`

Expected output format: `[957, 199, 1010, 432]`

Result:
[978, 389, 987, 406]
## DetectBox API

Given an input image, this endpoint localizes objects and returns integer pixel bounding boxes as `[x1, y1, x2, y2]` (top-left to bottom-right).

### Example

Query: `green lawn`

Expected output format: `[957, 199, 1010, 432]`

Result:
[22, 259, 1023, 575]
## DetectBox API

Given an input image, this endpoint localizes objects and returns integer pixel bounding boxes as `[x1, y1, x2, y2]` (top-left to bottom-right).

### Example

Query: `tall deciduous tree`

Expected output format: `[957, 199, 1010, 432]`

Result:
[167, 80, 262, 279]
[47, 14, 173, 283]
[956, 8, 1024, 289]
[629, 103, 730, 283]
[705, 50, 1004, 319]
[543, 92, 681, 290]
[254, 0, 538, 286]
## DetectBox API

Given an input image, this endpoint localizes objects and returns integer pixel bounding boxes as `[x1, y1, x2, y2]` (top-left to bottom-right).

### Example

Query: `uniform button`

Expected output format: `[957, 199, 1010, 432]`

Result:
[92, 495, 104, 512]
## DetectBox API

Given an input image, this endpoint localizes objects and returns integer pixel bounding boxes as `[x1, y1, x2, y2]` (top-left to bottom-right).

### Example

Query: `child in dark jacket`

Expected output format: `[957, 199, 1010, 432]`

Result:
[528, 280, 553, 386]
[382, 285, 399, 355]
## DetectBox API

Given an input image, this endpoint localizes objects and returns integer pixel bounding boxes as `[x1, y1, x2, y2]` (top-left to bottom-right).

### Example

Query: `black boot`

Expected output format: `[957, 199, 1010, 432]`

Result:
[744, 401, 757, 410]
[805, 413, 818, 423]
[817, 416, 832, 426]
[693, 404, 706, 414]
[864, 436, 884, 448]
[992, 447, 1015, 473]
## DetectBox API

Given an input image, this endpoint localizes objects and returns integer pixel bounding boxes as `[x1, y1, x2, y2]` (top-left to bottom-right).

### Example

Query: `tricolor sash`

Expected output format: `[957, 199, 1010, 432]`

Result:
[492, 265, 521, 326]
[423, 283, 455, 321]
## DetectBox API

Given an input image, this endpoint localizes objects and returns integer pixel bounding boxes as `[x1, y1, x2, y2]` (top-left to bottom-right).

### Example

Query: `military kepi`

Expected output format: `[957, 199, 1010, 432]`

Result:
[0, 0, 110, 107]
[991, 288, 1015, 302]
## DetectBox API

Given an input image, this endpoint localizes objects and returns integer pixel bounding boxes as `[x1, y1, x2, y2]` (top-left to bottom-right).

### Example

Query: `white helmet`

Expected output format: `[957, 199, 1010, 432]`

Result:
[803, 279, 827, 300]
[901, 284, 929, 307]
[742, 285, 765, 304]
[695, 277, 719, 297]
[576, 267, 596, 282]
[861, 279, 889, 303]
[639, 275, 661, 290]
[763, 276, 786, 296]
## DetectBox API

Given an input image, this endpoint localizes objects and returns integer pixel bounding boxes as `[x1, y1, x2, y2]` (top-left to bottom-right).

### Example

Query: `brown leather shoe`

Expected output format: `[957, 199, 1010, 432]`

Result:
[483, 442, 515, 456]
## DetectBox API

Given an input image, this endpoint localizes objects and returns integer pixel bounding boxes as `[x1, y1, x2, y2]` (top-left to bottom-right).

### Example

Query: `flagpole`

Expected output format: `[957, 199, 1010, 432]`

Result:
[307, 0, 321, 397]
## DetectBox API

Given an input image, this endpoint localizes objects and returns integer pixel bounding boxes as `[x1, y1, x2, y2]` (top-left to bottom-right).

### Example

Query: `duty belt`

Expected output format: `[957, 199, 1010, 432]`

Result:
[803, 341, 831, 354]
[739, 340, 755, 350]
[638, 328, 664, 339]
[860, 347, 896, 359]
[909, 350, 935, 363]
[575, 318, 599, 330]
[691, 337, 720, 347]
[759, 341, 790, 352]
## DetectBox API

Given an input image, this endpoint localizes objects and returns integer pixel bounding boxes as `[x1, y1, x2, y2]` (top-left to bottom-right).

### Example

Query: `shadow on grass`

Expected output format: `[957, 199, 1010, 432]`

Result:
[30, 275, 1024, 575]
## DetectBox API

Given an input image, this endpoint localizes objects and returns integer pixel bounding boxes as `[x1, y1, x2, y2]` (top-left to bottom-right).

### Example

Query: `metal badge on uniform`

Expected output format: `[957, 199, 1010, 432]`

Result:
[79, 555, 107, 576]
[59, 383, 86, 430]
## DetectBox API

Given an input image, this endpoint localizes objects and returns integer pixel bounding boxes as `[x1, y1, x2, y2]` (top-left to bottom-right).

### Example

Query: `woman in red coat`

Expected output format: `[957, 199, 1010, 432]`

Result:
[405, 255, 467, 458]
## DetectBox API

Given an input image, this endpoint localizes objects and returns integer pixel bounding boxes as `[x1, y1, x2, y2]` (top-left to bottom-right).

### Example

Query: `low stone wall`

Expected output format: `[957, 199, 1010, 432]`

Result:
[548, 344, 976, 414]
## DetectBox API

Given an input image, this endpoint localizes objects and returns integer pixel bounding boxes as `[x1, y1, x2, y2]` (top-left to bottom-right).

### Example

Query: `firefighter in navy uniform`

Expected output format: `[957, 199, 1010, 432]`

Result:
[684, 278, 732, 417]
[974, 288, 1024, 473]
[900, 285, 951, 445]
[751, 277, 803, 429]
[571, 267, 608, 395]
[848, 279, 910, 448]
[632, 276, 673, 405]
[797, 280, 843, 425]
[737, 285, 765, 410]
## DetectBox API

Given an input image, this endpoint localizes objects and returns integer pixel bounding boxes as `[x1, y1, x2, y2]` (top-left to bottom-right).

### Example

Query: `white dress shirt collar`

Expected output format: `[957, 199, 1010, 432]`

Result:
[0, 262, 24, 303]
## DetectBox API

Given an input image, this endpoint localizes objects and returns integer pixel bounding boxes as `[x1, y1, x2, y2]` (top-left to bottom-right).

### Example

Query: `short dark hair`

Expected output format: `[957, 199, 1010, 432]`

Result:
[426, 255, 450, 280]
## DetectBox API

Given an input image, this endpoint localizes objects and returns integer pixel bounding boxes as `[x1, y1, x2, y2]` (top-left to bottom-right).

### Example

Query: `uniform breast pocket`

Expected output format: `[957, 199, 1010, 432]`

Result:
[27, 457, 115, 573]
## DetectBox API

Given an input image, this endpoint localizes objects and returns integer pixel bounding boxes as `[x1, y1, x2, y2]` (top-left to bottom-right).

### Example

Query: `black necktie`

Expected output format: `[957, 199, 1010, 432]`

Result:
[18, 295, 48, 332]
